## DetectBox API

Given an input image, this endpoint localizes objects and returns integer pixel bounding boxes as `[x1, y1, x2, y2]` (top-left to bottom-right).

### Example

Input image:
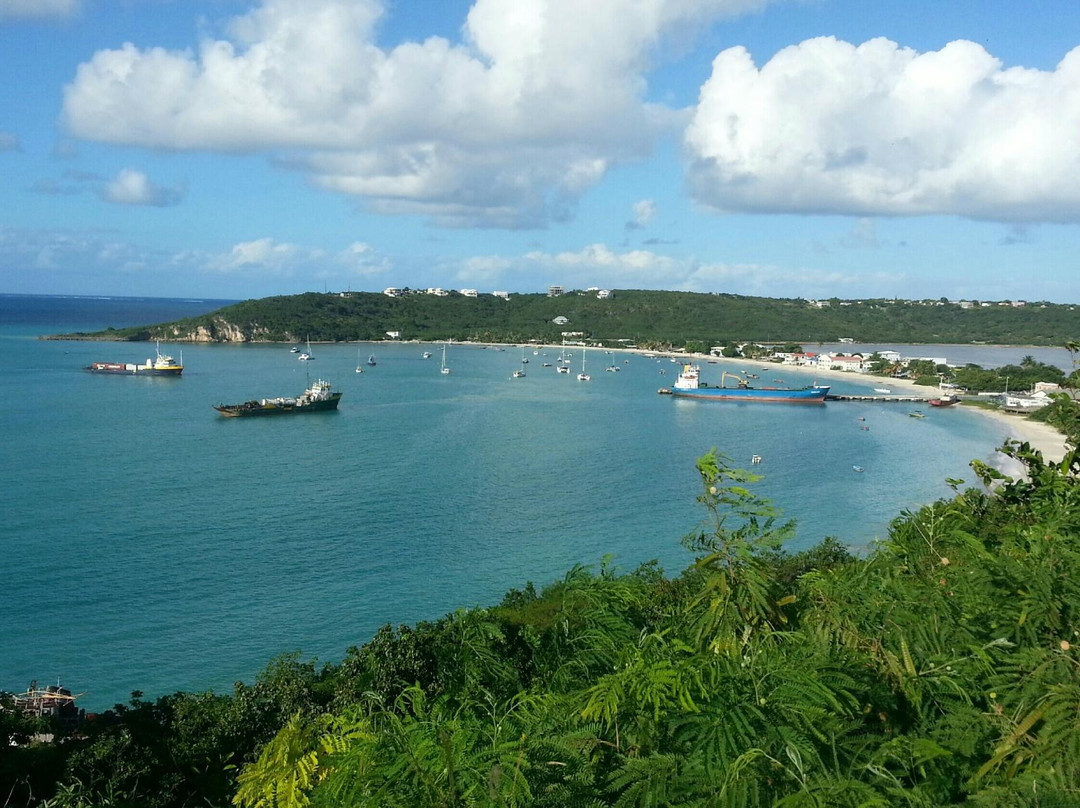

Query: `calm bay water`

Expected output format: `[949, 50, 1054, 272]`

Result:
[816, 342, 1075, 371]
[1, 296, 1022, 710]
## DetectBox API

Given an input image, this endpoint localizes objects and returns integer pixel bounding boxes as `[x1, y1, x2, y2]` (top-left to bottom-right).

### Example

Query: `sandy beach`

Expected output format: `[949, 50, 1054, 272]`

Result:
[682, 351, 1071, 464]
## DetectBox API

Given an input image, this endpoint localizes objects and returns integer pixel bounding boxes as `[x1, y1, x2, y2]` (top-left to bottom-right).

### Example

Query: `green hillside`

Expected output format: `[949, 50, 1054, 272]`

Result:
[47, 289, 1079, 347]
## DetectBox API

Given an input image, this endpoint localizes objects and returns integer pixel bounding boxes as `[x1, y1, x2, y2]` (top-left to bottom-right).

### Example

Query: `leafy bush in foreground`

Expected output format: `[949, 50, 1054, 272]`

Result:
[7, 436, 1079, 807]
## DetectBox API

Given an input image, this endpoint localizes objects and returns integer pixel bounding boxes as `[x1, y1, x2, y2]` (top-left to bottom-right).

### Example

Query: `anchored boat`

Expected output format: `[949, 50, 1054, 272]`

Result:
[214, 379, 342, 417]
[86, 342, 183, 376]
[669, 364, 828, 403]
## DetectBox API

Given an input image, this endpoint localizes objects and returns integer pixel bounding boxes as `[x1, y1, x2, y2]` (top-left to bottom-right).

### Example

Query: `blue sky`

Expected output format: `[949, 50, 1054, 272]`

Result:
[2, 0, 1079, 302]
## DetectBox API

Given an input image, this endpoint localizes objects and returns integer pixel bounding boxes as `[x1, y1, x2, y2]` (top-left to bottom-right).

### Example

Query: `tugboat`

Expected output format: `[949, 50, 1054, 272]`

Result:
[86, 342, 183, 376]
[214, 379, 342, 417]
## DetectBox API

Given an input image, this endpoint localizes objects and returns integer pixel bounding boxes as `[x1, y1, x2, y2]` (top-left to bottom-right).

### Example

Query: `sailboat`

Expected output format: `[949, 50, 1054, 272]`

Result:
[440, 342, 451, 375]
[367, 354, 377, 367]
[577, 348, 591, 381]
[557, 341, 570, 373]
[355, 349, 364, 373]
[605, 351, 619, 372]
[298, 337, 314, 361]
[513, 346, 527, 378]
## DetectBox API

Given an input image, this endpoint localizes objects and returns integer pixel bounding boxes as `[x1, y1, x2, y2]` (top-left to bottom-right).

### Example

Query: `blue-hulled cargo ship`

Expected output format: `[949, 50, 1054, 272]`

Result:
[668, 364, 829, 403]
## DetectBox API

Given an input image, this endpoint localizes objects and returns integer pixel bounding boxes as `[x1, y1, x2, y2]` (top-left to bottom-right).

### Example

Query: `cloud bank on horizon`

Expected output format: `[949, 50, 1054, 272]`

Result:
[3, 0, 1079, 301]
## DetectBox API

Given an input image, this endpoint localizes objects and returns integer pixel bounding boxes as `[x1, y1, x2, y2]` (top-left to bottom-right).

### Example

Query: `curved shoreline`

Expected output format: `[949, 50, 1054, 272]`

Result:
[521, 341, 1071, 465]
[47, 331, 1074, 463]
[669, 350, 1070, 464]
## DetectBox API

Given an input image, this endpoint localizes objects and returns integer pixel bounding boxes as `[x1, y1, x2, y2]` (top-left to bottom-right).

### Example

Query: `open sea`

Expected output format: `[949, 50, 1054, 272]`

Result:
[0, 295, 1041, 711]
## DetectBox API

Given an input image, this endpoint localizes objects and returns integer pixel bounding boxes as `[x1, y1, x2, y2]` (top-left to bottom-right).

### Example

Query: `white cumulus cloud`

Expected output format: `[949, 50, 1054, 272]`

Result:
[200, 237, 389, 279]
[62, 0, 771, 228]
[685, 37, 1080, 223]
[102, 168, 184, 207]
[208, 238, 305, 272]
[626, 198, 657, 230]
[336, 241, 390, 275]
[456, 255, 515, 284]
[524, 243, 691, 287]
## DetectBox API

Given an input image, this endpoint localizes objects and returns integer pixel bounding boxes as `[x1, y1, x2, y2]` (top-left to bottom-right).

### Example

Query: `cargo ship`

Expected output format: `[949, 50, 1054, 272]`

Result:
[86, 343, 183, 376]
[668, 364, 829, 403]
[214, 378, 342, 417]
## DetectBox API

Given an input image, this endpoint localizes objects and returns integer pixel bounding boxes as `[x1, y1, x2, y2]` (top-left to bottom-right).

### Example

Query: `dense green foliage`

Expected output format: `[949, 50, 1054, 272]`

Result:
[5, 421, 1080, 806]
[51, 291, 1080, 347]
[949, 356, 1069, 393]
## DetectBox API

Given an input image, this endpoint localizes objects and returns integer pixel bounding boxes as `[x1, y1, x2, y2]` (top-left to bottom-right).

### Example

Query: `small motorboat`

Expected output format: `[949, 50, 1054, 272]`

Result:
[929, 396, 959, 407]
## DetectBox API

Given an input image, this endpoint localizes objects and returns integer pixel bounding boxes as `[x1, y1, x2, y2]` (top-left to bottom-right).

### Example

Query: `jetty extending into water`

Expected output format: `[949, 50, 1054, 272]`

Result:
[820, 391, 967, 404]
[659, 390, 947, 404]
[825, 394, 939, 403]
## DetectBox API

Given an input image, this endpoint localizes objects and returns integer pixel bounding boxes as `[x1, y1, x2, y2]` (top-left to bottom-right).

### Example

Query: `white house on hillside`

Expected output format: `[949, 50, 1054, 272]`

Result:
[823, 354, 868, 372]
[779, 352, 818, 366]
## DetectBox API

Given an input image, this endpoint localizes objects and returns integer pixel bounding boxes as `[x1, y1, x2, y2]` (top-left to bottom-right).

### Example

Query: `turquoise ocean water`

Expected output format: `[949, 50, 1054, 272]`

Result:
[1, 296, 1025, 710]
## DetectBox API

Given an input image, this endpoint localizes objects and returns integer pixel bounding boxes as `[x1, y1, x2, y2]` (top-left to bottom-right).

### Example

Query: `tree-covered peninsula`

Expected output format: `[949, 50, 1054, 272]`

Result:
[45, 290, 1080, 348]
[4, 436, 1080, 807]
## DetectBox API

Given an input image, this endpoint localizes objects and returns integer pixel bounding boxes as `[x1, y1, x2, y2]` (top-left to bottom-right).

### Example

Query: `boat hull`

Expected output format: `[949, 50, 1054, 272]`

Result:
[214, 394, 342, 417]
[670, 385, 828, 403]
[86, 362, 183, 376]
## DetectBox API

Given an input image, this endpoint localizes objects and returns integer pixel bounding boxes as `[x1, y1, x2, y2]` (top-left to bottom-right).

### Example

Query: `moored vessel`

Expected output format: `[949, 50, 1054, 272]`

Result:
[214, 378, 342, 417]
[86, 342, 183, 376]
[669, 364, 828, 403]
